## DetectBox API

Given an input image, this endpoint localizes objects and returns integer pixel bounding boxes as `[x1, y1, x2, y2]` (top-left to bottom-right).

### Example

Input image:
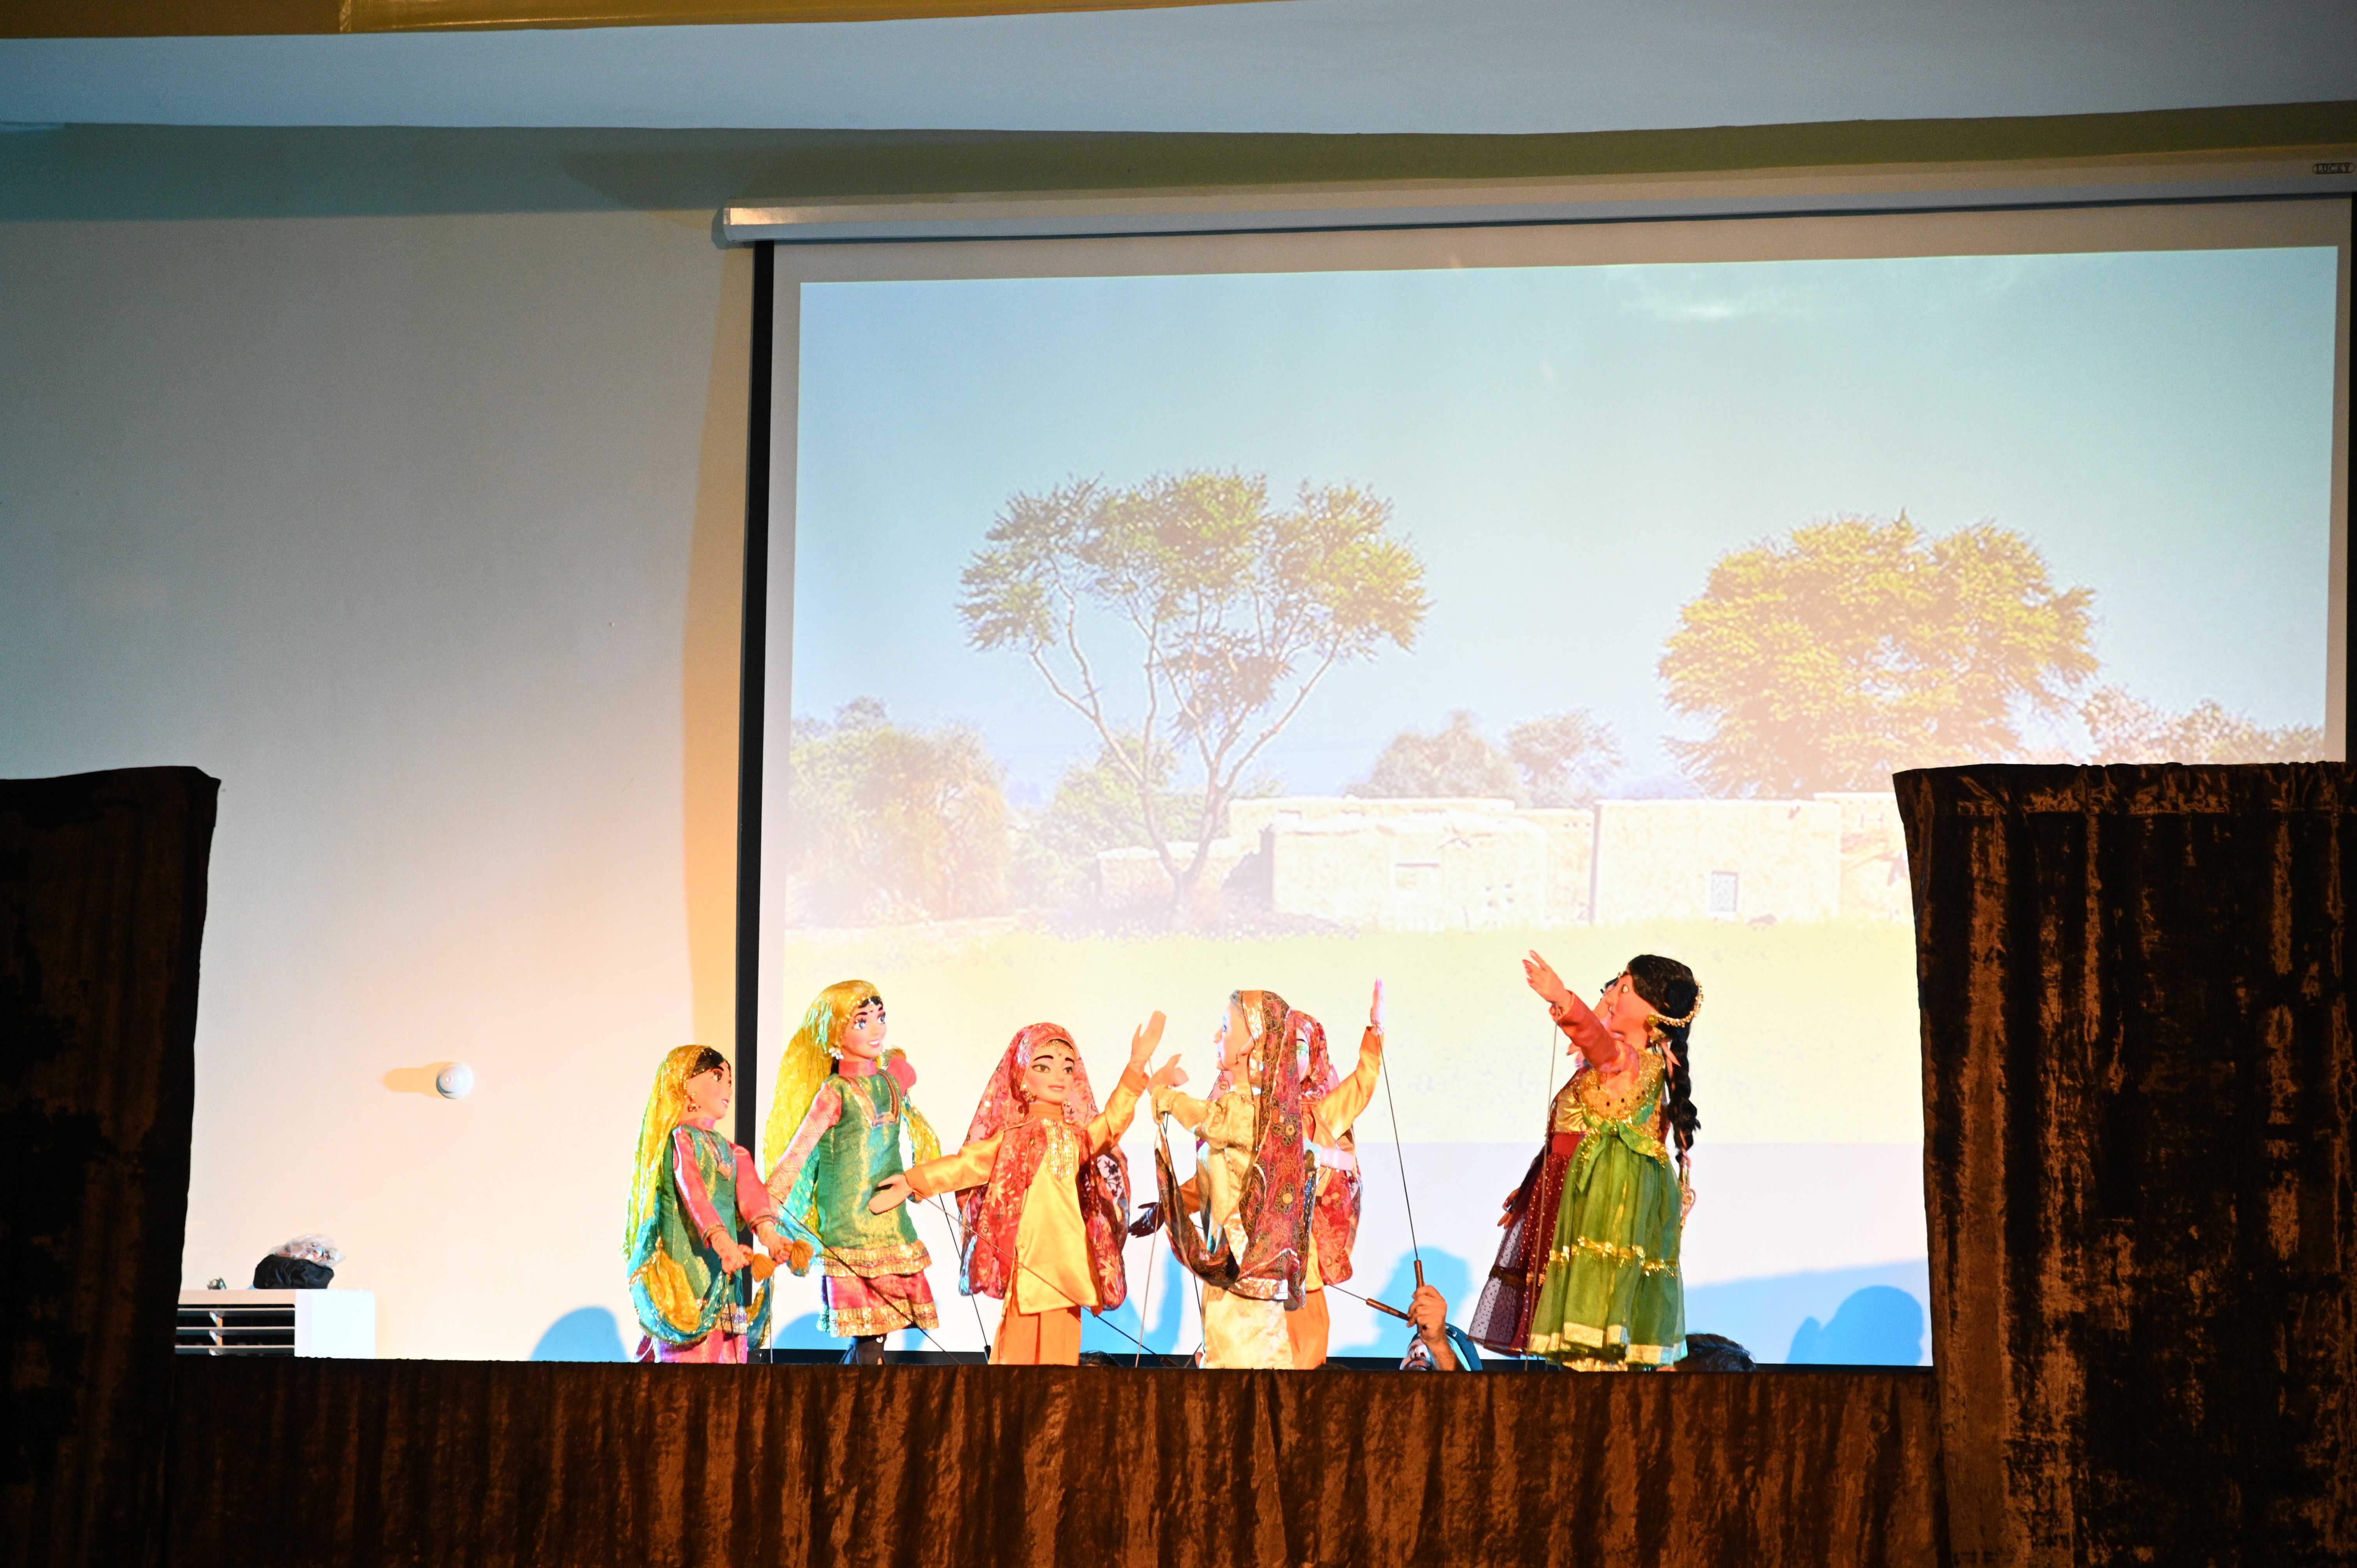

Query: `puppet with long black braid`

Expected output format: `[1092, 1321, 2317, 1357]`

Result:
[1466, 949, 1700, 1369]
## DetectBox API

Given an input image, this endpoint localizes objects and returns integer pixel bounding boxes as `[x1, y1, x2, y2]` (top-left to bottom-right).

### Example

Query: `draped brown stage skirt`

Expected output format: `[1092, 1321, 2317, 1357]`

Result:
[166, 1357, 1936, 1567]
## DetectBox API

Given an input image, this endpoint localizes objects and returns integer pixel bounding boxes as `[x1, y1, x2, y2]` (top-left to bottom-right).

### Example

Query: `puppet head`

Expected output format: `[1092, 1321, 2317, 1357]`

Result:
[763, 980, 940, 1172]
[964, 1021, 1096, 1143]
[624, 1044, 728, 1256]
[957, 1022, 1130, 1308]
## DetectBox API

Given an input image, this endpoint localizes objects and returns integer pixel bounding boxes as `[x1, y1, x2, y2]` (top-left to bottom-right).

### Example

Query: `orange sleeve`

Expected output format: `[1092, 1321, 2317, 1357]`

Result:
[904, 1132, 1002, 1200]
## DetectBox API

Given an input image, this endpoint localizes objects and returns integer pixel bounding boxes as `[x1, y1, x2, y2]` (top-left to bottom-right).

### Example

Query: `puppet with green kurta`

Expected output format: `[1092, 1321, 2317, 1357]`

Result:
[765, 981, 943, 1365]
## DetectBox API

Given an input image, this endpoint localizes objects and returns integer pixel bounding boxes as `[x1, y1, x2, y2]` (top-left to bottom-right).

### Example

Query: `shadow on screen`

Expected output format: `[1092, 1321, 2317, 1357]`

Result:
[769, 1309, 833, 1350]
[1787, 1284, 1925, 1365]
[529, 1307, 630, 1362]
[1683, 1259, 1929, 1366]
[1330, 1248, 1471, 1359]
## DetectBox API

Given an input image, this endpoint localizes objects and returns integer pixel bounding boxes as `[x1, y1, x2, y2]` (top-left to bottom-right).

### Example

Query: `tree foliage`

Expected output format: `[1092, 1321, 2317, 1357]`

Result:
[785, 698, 1011, 924]
[1351, 711, 1520, 800]
[1351, 709, 1622, 806]
[1659, 514, 2096, 796]
[961, 470, 1427, 920]
[1013, 739, 1203, 909]
[2081, 686, 2327, 764]
[1507, 711, 1624, 807]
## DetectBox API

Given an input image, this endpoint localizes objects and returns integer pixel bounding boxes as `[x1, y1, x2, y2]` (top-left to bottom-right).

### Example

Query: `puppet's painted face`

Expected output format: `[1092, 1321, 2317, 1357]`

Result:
[837, 999, 888, 1061]
[1216, 996, 1254, 1073]
[1597, 971, 1654, 1042]
[683, 1062, 733, 1122]
[1025, 1038, 1077, 1106]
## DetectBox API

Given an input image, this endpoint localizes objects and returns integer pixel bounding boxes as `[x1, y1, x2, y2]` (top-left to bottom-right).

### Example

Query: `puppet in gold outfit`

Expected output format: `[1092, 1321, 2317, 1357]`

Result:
[1148, 986, 1383, 1369]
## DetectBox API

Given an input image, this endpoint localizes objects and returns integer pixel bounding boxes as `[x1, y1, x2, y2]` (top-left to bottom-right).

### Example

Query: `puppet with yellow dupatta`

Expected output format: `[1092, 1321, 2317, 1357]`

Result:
[764, 981, 944, 1365]
[624, 1045, 789, 1363]
[1145, 986, 1383, 1368]
[869, 1015, 1180, 1364]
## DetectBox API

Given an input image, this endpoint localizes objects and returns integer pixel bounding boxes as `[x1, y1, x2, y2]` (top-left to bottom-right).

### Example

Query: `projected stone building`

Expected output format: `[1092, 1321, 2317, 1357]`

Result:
[1095, 791, 1909, 929]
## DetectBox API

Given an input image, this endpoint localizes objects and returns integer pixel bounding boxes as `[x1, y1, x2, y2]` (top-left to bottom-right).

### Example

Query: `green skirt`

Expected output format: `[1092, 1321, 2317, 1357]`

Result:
[1526, 1131, 1685, 1368]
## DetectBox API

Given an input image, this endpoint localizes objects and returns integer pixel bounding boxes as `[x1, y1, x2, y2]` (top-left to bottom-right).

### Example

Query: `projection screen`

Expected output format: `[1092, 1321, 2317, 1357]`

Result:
[752, 197, 2352, 1364]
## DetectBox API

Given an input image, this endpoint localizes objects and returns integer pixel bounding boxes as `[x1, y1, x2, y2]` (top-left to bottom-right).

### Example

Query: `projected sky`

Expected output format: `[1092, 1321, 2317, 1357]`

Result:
[792, 249, 2340, 800]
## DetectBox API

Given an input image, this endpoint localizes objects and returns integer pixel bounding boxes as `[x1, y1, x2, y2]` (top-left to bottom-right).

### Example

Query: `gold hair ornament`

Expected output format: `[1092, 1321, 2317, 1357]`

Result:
[1648, 987, 1702, 1031]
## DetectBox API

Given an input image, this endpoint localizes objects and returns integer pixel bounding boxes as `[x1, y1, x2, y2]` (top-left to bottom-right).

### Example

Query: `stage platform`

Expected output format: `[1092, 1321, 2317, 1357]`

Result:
[165, 1358, 1936, 1567]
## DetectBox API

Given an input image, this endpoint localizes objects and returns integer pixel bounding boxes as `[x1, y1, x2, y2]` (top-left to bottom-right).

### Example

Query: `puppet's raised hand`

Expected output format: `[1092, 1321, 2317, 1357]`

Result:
[1523, 950, 1572, 1010]
[1361, 980, 1387, 1061]
[1148, 1054, 1187, 1091]
[868, 1173, 913, 1215]
[1129, 1011, 1168, 1071]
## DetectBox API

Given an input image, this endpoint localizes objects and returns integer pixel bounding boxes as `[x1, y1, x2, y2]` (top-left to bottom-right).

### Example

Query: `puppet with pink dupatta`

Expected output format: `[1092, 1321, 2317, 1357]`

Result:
[1145, 986, 1383, 1369]
[870, 1015, 1177, 1364]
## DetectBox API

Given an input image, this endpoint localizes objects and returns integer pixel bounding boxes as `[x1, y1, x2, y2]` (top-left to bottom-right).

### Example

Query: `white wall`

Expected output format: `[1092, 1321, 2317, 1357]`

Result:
[0, 207, 751, 1359]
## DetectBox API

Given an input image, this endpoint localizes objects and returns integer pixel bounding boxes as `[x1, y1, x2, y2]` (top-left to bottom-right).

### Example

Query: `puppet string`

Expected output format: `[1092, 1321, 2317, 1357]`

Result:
[1133, 1203, 1158, 1369]
[1316, 1279, 1413, 1322]
[1377, 1042, 1424, 1285]
[1003, 1256, 1176, 1365]
[922, 1192, 995, 1351]
[1152, 1107, 1211, 1358]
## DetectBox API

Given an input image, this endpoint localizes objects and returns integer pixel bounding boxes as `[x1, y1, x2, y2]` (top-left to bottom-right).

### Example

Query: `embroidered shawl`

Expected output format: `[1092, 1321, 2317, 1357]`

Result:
[956, 1022, 1131, 1310]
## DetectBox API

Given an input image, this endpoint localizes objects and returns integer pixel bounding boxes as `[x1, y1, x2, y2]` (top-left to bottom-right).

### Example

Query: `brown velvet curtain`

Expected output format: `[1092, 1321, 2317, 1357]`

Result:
[1899, 764, 2357, 1566]
[166, 1359, 1935, 1567]
[1, 768, 219, 1568]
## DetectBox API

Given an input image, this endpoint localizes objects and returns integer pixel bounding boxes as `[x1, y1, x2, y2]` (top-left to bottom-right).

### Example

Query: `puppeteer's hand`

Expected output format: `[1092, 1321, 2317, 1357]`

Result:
[1523, 950, 1572, 1010]
[1149, 1054, 1187, 1091]
[1130, 1011, 1168, 1070]
[868, 1173, 914, 1215]
[1408, 1283, 1450, 1338]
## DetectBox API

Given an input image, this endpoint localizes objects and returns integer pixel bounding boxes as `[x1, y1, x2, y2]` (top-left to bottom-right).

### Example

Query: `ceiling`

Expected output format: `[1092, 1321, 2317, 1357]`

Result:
[0, 0, 2352, 134]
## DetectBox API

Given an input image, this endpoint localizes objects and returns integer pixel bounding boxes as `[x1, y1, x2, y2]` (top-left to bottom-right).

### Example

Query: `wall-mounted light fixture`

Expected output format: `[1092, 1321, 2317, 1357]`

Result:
[435, 1063, 475, 1100]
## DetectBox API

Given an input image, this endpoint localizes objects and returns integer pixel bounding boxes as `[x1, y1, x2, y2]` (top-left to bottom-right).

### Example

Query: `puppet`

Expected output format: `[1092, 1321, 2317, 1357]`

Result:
[625, 1045, 788, 1363]
[764, 981, 942, 1364]
[870, 1015, 1175, 1365]
[1468, 952, 1698, 1369]
[1147, 986, 1383, 1368]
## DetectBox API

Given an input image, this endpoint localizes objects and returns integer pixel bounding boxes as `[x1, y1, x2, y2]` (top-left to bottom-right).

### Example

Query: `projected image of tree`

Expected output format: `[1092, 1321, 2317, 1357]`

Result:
[1659, 515, 2099, 796]
[1348, 710, 1622, 806]
[2078, 685, 2324, 763]
[783, 698, 1012, 923]
[959, 470, 1427, 925]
